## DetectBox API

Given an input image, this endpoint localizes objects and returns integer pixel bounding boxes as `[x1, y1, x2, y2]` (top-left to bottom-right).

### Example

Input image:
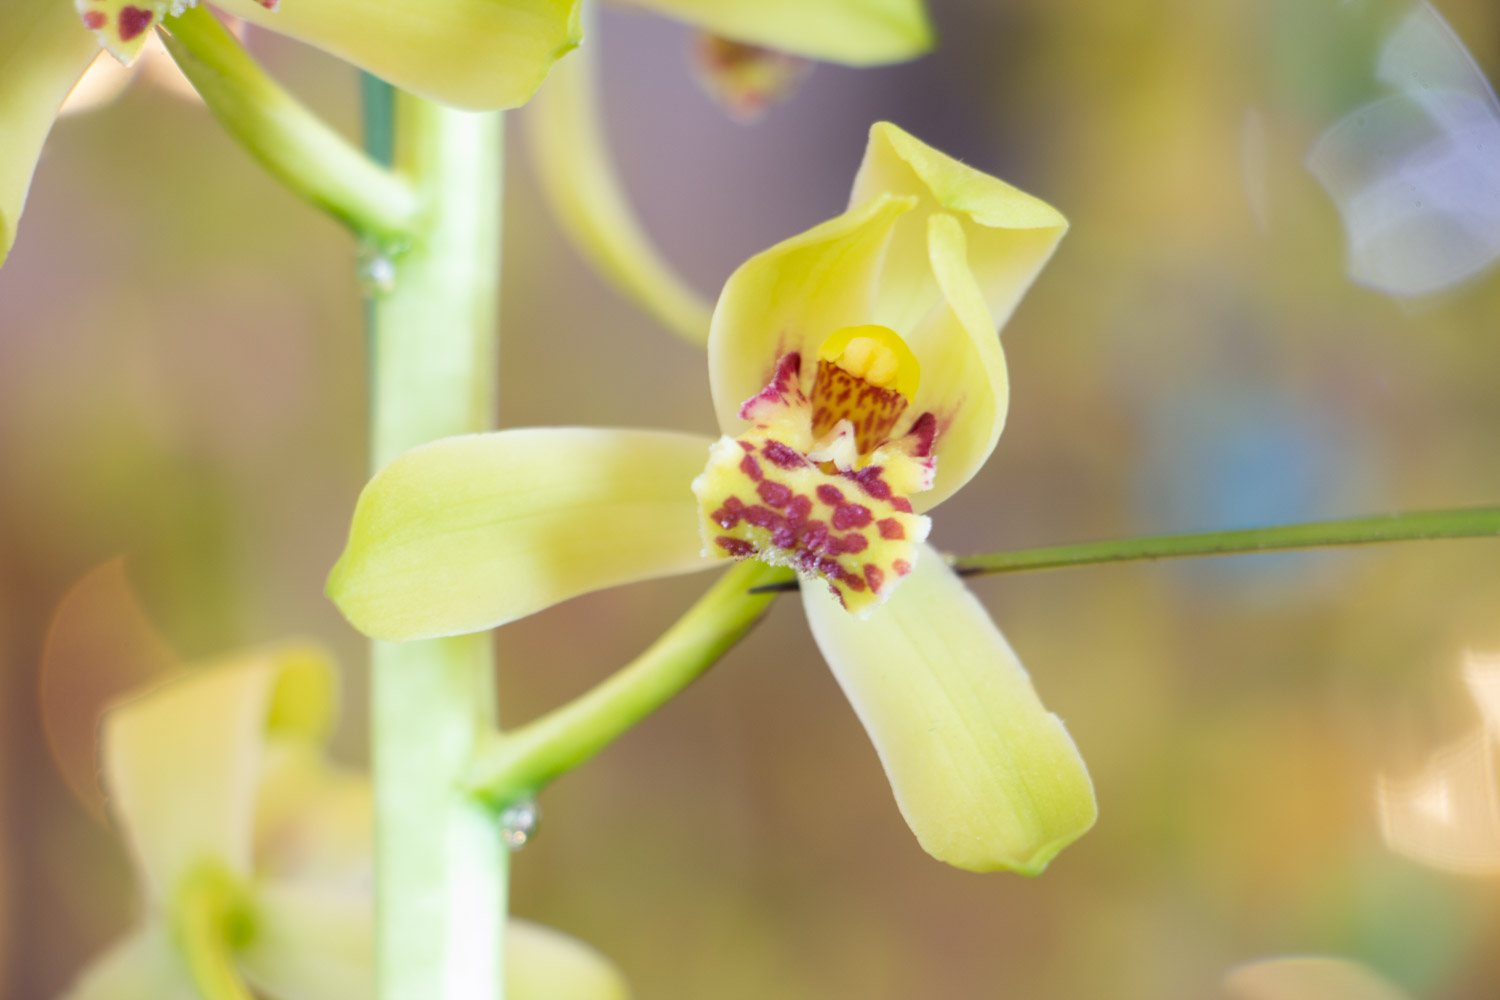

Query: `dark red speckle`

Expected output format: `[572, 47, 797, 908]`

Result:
[864, 564, 886, 592]
[756, 481, 791, 508]
[737, 439, 756, 452]
[762, 440, 804, 470]
[852, 466, 892, 500]
[117, 5, 154, 41]
[739, 454, 763, 481]
[816, 484, 844, 506]
[889, 497, 913, 513]
[785, 495, 811, 525]
[716, 536, 756, 558]
[892, 559, 912, 576]
[832, 504, 872, 531]
[904, 412, 938, 456]
[840, 533, 868, 554]
[82, 10, 106, 28]
[712, 496, 745, 529]
[877, 518, 905, 540]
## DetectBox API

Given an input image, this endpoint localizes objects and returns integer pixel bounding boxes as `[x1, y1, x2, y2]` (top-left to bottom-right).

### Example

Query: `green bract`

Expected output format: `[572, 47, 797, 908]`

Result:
[328, 123, 1095, 875]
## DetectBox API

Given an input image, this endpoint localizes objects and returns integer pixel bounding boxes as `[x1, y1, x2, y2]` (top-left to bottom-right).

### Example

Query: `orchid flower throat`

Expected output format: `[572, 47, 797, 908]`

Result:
[692, 324, 940, 615]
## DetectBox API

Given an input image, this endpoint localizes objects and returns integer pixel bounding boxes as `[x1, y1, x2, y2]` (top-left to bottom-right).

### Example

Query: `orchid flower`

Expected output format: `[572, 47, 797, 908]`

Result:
[527, 0, 935, 342]
[328, 122, 1097, 875]
[1, 0, 583, 265]
[60, 644, 630, 1000]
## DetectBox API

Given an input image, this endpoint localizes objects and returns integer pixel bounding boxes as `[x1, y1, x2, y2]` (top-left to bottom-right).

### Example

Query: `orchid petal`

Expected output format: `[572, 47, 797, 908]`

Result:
[851, 122, 1067, 334]
[239, 883, 374, 1000]
[508, 919, 631, 1000]
[328, 429, 715, 641]
[801, 543, 1095, 873]
[1, 0, 99, 266]
[1224, 957, 1414, 1000]
[253, 744, 372, 889]
[708, 193, 915, 436]
[57, 924, 198, 1000]
[902, 212, 1007, 511]
[76, 0, 163, 65]
[528, 20, 714, 343]
[625, 0, 932, 66]
[212, 0, 582, 111]
[102, 644, 338, 899]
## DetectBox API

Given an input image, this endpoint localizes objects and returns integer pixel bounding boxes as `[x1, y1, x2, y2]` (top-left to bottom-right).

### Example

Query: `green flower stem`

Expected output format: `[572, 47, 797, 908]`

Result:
[465, 559, 790, 809]
[171, 865, 254, 1000]
[365, 92, 506, 1000]
[162, 7, 419, 243]
[950, 503, 1500, 577]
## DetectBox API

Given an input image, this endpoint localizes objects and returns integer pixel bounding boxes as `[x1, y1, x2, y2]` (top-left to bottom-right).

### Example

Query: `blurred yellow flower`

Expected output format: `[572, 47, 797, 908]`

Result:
[327, 123, 1095, 875]
[58, 645, 630, 1000]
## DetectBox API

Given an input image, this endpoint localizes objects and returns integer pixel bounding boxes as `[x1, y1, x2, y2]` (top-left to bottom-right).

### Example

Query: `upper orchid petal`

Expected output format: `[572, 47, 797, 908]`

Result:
[102, 643, 337, 900]
[707, 193, 917, 437]
[327, 429, 716, 641]
[213, 0, 583, 111]
[1, 0, 100, 267]
[851, 122, 1068, 335]
[800, 542, 1096, 873]
[624, 0, 933, 67]
[57, 925, 198, 1000]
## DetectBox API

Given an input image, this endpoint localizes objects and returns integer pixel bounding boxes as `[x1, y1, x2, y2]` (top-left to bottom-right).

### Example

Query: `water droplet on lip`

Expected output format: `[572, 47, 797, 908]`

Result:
[498, 800, 540, 850]
[356, 243, 398, 296]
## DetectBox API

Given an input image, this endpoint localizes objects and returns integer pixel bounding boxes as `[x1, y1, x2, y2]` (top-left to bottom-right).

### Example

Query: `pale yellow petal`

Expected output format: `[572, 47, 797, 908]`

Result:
[1224, 957, 1414, 1000]
[239, 883, 373, 1000]
[528, 22, 713, 343]
[1, 0, 99, 266]
[901, 212, 1007, 511]
[708, 193, 915, 435]
[102, 644, 339, 898]
[625, 0, 932, 66]
[213, 0, 582, 111]
[508, 919, 631, 1000]
[851, 122, 1067, 334]
[801, 544, 1096, 874]
[253, 744, 372, 889]
[327, 429, 716, 642]
[57, 924, 198, 1000]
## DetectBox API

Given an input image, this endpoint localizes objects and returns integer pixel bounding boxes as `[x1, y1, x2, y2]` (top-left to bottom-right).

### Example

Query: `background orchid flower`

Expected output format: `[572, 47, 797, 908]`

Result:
[60, 643, 631, 1000]
[0, 0, 582, 266]
[328, 122, 1096, 875]
[527, 0, 934, 343]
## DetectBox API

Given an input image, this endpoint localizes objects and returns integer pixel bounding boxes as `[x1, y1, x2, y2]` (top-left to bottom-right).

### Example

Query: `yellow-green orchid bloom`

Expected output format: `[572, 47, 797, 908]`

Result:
[328, 122, 1096, 875]
[1, 0, 582, 266]
[60, 644, 630, 1000]
[528, 0, 935, 343]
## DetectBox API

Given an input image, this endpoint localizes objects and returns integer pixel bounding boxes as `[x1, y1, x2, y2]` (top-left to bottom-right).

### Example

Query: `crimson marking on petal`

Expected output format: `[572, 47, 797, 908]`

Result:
[892, 559, 912, 576]
[850, 466, 892, 500]
[739, 454, 763, 482]
[816, 484, 844, 506]
[717, 536, 756, 558]
[256, 0, 280, 8]
[745, 506, 779, 529]
[117, 5, 154, 40]
[877, 518, 905, 540]
[82, 11, 107, 28]
[712, 496, 745, 529]
[739, 353, 804, 420]
[737, 440, 755, 452]
[889, 497, 913, 513]
[903, 412, 938, 457]
[756, 481, 791, 508]
[864, 564, 885, 592]
[832, 504, 872, 531]
[840, 533, 868, 554]
[762, 440, 805, 470]
[785, 495, 811, 525]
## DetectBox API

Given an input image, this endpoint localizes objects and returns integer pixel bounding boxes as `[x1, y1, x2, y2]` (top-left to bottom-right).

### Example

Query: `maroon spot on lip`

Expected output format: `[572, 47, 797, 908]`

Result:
[851, 466, 892, 500]
[744, 505, 778, 529]
[117, 5, 154, 41]
[756, 480, 791, 509]
[716, 536, 756, 558]
[737, 439, 756, 452]
[785, 495, 811, 525]
[889, 497, 913, 514]
[762, 440, 804, 470]
[877, 518, 905, 540]
[816, 484, 844, 506]
[82, 10, 107, 28]
[712, 496, 746, 529]
[832, 503, 872, 531]
[864, 564, 885, 592]
[739, 454, 763, 482]
[892, 559, 912, 576]
[839, 533, 868, 554]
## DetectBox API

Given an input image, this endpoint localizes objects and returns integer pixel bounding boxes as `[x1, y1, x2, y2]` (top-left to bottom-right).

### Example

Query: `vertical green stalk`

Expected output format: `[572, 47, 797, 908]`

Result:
[365, 90, 507, 1000]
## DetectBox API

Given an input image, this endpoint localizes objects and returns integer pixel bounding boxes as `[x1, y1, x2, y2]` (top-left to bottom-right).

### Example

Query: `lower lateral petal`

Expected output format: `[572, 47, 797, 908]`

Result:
[801, 543, 1096, 874]
[328, 429, 716, 641]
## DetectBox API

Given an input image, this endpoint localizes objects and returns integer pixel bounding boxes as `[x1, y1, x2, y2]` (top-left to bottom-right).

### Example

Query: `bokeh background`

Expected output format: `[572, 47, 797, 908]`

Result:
[5, 0, 1500, 996]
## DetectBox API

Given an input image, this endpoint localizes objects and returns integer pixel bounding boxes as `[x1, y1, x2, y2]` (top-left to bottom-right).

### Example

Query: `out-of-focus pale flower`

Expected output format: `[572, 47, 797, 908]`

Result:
[58, 645, 630, 1000]
[327, 123, 1096, 875]
[1376, 651, 1500, 875]
[528, 0, 935, 343]
[1308, 3, 1500, 298]
[1224, 956, 1413, 1000]
[1, 0, 583, 264]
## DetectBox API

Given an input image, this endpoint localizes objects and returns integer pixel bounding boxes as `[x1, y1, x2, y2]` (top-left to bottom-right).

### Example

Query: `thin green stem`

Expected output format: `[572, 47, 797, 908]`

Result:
[162, 7, 418, 243]
[465, 560, 789, 809]
[746, 504, 1500, 592]
[366, 94, 506, 1000]
[171, 865, 254, 1000]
